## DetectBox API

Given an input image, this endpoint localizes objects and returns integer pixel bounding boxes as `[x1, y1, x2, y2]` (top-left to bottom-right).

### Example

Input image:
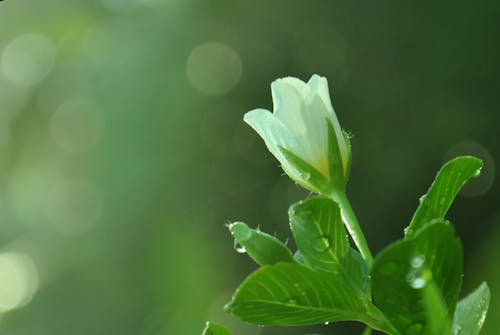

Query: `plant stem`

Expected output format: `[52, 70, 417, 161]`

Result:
[361, 327, 373, 335]
[330, 191, 373, 267]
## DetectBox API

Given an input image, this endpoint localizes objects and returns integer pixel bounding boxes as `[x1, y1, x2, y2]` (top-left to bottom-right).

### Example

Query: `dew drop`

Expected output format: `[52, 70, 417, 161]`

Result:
[439, 197, 446, 205]
[285, 298, 297, 305]
[411, 255, 425, 268]
[234, 242, 246, 254]
[301, 172, 311, 180]
[410, 277, 426, 289]
[324, 321, 330, 325]
[312, 236, 331, 252]
[404, 323, 423, 335]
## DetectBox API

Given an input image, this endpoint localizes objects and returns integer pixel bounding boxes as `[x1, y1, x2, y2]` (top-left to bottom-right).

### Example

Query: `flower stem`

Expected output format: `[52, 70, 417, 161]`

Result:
[361, 327, 373, 335]
[330, 191, 373, 267]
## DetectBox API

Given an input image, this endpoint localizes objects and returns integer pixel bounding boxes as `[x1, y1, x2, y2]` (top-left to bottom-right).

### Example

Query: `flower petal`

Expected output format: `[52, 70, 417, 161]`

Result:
[307, 74, 334, 113]
[307, 74, 348, 173]
[243, 108, 303, 180]
[273, 76, 310, 99]
[270, 76, 338, 177]
[271, 78, 309, 137]
[296, 93, 331, 176]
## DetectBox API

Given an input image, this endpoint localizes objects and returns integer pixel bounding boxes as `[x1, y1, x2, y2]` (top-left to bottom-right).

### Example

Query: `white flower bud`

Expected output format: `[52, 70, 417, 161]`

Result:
[244, 74, 350, 194]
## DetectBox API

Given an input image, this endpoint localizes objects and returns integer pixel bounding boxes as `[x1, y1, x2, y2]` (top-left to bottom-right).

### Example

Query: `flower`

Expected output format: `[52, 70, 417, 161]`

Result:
[244, 74, 351, 194]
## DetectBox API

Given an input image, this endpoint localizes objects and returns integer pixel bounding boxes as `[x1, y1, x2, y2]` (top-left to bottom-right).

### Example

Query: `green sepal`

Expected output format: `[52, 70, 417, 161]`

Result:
[280, 146, 333, 194]
[342, 130, 352, 182]
[326, 119, 347, 191]
[228, 222, 295, 266]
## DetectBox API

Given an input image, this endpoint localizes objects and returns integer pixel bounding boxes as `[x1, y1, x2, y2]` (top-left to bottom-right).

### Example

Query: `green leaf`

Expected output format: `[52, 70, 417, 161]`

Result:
[452, 282, 490, 335]
[228, 222, 295, 266]
[225, 262, 370, 326]
[371, 220, 463, 335]
[422, 280, 452, 335]
[405, 156, 482, 238]
[202, 322, 233, 335]
[289, 197, 368, 293]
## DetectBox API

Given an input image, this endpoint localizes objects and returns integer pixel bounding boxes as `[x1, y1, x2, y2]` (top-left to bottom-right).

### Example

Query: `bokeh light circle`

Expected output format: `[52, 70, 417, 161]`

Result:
[0, 252, 39, 312]
[46, 179, 103, 235]
[1, 33, 56, 87]
[50, 99, 105, 152]
[186, 42, 242, 95]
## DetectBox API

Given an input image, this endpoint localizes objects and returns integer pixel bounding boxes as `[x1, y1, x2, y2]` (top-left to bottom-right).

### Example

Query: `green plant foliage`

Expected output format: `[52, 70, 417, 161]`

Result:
[203, 76, 490, 335]
[289, 197, 368, 292]
[452, 283, 490, 335]
[224, 262, 386, 328]
[202, 322, 233, 335]
[212, 157, 490, 335]
[405, 156, 482, 238]
[371, 220, 462, 334]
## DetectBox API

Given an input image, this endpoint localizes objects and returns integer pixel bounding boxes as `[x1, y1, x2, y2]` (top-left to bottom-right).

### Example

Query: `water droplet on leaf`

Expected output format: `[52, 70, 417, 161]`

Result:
[300, 172, 311, 180]
[234, 242, 246, 253]
[410, 277, 426, 289]
[411, 255, 425, 268]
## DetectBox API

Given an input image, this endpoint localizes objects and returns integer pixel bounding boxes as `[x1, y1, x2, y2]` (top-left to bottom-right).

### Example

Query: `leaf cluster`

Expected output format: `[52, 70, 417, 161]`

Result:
[205, 157, 489, 335]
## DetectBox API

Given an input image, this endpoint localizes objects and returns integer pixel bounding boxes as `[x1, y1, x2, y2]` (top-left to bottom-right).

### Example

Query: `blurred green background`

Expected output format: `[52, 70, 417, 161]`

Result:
[0, 0, 498, 334]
